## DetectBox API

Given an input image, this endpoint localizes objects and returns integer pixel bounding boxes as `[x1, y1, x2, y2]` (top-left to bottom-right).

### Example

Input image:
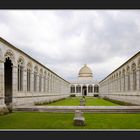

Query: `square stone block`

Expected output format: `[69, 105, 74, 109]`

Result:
[73, 110, 85, 126]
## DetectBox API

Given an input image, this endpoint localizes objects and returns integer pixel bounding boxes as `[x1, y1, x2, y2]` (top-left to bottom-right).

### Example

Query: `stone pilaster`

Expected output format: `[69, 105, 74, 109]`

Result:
[46, 77, 48, 93]
[37, 75, 39, 93]
[12, 65, 18, 97]
[121, 77, 124, 92]
[125, 74, 128, 92]
[0, 60, 4, 105]
[41, 76, 44, 92]
[23, 67, 27, 93]
[47, 77, 49, 93]
[49, 77, 51, 93]
[130, 72, 133, 91]
[52, 77, 54, 93]
[30, 72, 34, 93]
[116, 79, 118, 92]
[136, 70, 140, 91]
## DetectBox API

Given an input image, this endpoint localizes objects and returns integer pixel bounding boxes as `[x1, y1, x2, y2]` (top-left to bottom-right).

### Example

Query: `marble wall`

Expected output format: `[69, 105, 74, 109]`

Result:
[0, 37, 70, 107]
[99, 51, 140, 105]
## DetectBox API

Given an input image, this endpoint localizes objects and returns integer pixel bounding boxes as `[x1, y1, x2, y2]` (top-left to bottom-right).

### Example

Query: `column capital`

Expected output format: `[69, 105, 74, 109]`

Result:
[12, 65, 17, 68]
[0, 59, 4, 63]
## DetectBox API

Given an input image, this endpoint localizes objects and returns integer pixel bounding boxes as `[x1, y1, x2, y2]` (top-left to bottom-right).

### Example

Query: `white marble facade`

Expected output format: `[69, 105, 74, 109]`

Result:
[0, 37, 70, 108]
[99, 51, 140, 105]
[70, 64, 99, 96]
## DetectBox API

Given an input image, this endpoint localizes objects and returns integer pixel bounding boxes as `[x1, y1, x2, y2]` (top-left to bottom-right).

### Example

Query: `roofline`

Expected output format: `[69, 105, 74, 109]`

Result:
[0, 37, 70, 84]
[99, 51, 140, 83]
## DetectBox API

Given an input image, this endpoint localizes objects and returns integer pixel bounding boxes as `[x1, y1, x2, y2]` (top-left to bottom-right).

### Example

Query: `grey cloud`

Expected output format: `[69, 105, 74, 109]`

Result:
[0, 10, 140, 81]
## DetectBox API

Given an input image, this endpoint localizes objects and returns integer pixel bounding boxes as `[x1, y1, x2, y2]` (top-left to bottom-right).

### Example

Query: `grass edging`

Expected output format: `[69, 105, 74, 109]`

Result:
[34, 97, 67, 105]
[103, 97, 138, 106]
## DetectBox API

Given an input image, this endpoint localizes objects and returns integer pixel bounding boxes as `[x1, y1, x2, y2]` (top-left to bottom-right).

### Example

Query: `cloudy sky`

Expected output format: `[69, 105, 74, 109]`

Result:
[0, 10, 140, 82]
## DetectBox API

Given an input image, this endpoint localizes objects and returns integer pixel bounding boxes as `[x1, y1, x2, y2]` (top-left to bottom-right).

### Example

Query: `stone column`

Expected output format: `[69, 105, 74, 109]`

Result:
[12, 65, 18, 103]
[125, 74, 128, 92]
[112, 80, 114, 93]
[114, 79, 116, 93]
[80, 85, 82, 95]
[53, 78, 55, 94]
[60, 81, 61, 94]
[0, 60, 4, 105]
[136, 69, 140, 91]
[49, 76, 51, 93]
[53, 78, 54, 94]
[23, 67, 27, 94]
[130, 72, 133, 91]
[47, 76, 49, 93]
[45, 74, 48, 93]
[30, 72, 34, 93]
[121, 76, 124, 92]
[116, 79, 118, 92]
[41, 76, 43, 93]
[37, 75, 39, 93]
[108, 80, 110, 94]
[119, 77, 121, 92]
[110, 80, 112, 93]
[111, 79, 113, 93]
[107, 80, 109, 94]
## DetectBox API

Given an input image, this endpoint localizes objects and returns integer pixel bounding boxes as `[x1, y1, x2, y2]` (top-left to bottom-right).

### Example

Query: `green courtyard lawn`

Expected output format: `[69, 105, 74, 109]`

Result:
[0, 112, 140, 129]
[45, 97, 119, 106]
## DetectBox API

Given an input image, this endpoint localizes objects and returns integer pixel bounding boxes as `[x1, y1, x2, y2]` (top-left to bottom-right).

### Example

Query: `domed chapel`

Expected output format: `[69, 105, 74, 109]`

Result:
[70, 64, 99, 96]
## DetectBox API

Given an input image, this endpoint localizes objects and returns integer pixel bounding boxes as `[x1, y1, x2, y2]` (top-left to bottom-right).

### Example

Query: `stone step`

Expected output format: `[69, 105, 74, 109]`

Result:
[13, 106, 140, 113]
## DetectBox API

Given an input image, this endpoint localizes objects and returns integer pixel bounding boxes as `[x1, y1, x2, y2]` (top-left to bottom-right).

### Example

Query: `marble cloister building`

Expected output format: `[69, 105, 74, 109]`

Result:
[1, 36, 140, 112]
[99, 51, 140, 105]
[0, 37, 70, 110]
[70, 64, 99, 96]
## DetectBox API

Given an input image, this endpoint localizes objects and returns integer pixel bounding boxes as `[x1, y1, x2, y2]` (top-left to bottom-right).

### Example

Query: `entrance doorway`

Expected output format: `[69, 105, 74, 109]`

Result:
[4, 58, 13, 106]
[82, 86, 87, 96]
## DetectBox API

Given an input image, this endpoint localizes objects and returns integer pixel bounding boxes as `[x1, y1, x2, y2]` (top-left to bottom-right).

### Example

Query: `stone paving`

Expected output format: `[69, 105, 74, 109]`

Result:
[13, 105, 140, 113]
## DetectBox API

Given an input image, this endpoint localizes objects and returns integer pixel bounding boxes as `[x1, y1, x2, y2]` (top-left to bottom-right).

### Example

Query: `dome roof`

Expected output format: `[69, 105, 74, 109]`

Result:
[79, 64, 92, 77]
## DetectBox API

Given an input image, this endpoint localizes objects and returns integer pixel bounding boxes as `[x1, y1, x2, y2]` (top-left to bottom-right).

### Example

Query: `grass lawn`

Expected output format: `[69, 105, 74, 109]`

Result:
[0, 112, 140, 129]
[45, 97, 119, 106]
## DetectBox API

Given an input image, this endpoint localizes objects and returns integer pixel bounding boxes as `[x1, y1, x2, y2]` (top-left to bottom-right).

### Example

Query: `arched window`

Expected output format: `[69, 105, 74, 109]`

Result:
[39, 69, 43, 92]
[76, 85, 81, 93]
[119, 71, 121, 92]
[34, 66, 38, 92]
[71, 85, 75, 93]
[94, 85, 99, 93]
[88, 85, 93, 93]
[122, 69, 125, 91]
[17, 57, 24, 91]
[116, 73, 118, 92]
[50, 74, 52, 93]
[131, 63, 137, 91]
[78, 85, 81, 93]
[47, 73, 50, 92]
[76, 86, 78, 93]
[27, 63, 32, 92]
[44, 71, 46, 92]
[127, 66, 130, 91]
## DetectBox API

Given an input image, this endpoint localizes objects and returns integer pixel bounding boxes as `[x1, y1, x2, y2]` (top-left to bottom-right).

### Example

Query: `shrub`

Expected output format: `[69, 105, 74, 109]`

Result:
[103, 97, 138, 106]
[94, 94, 99, 97]
[0, 106, 9, 115]
[70, 94, 76, 97]
[34, 97, 66, 105]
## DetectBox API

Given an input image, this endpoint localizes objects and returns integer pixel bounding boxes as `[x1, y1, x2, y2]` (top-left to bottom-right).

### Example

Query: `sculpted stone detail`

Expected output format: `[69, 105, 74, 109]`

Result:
[0, 48, 4, 62]
[4, 49, 15, 64]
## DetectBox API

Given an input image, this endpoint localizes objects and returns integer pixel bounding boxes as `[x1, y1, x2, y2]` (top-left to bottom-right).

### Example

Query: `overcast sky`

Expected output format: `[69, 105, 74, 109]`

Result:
[0, 10, 140, 82]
